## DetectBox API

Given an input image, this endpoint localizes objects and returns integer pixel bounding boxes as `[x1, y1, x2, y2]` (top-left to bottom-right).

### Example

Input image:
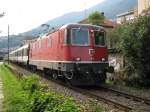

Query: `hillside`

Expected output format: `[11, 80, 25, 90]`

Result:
[0, 0, 137, 49]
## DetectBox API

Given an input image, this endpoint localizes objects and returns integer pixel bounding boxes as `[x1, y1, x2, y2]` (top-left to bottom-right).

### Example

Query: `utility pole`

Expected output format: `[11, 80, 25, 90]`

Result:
[8, 25, 9, 64]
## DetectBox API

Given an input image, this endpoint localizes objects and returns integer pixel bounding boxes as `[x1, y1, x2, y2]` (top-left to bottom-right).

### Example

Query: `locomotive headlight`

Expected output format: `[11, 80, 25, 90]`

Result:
[102, 58, 105, 61]
[75, 57, 81, 61]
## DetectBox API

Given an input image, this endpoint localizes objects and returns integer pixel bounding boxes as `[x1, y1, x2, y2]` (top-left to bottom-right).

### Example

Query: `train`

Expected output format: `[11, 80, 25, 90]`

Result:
[9, 23, 113, 86]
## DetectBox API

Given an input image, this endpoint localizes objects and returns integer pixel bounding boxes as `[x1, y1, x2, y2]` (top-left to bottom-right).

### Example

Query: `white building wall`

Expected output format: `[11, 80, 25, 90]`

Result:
[138, 0, 150, 14]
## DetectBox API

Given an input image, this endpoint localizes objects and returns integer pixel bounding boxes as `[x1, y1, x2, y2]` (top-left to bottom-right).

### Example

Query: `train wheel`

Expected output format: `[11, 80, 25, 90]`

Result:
[32, 66, 37, 72]
[64, 72, 74, 80]
[100, 73, 106, 83]
[52, 72, 58, 80]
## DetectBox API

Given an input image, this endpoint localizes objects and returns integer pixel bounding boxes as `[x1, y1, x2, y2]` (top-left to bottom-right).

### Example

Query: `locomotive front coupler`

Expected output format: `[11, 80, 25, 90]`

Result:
[106, 66, 114, 73]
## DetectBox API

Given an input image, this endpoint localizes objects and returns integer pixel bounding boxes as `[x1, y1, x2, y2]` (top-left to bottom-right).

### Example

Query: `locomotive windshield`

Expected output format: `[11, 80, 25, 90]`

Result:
[94, 31, 105, 46]
[71, 28, 89, 46]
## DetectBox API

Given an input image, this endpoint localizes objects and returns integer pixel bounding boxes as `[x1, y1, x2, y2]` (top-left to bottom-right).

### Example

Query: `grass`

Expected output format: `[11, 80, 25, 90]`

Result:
[0, 64, 29, 112]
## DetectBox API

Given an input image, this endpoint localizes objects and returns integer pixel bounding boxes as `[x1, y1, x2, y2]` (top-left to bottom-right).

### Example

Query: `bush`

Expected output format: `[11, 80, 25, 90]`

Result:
[21, 75, 81, 112]
[21, 75, 40, 92]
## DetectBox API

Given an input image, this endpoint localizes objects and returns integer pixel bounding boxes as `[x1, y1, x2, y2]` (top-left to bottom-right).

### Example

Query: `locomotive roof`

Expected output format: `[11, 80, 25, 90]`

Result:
[36, 23, 104, 41]
[60, 23, 104, 30]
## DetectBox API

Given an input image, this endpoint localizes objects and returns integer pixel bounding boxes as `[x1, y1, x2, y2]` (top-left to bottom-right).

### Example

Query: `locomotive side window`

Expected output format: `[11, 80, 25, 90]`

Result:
[71, 28, 89, 46]
[46, 37, 51, 47]
[64, 29, 71, 45]
[38, 39, 42, 48]
[31, 43, 34, 49]
[94, 31, 105, 46]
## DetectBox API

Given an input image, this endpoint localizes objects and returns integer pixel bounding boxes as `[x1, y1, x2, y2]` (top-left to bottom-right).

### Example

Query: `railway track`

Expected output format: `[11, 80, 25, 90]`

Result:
[65, 86, 133, 112]
[62, 84, 150, 112]
[99, 85, 150, 105]
[6, 63, 150, 112]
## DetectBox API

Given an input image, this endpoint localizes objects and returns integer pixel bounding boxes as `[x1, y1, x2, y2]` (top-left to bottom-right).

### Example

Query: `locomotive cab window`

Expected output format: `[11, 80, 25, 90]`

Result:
[64, 29, 71, 45]
[71, 28, 89, 46]
[94, 31, 106, 46]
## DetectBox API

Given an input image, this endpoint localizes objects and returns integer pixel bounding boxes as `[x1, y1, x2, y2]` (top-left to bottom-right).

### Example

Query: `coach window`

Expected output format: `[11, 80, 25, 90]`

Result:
[24, 48, 27, 56]
[22, 49, 23, 56]
[46, 37, 51, 48]
[18, 51, 19, 56]
[19, 50, 21, 56]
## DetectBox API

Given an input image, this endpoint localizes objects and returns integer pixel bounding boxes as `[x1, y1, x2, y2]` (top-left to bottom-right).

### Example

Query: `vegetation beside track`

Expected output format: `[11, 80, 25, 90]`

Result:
[0, 64, 81, 112]
[0, 64, 106, 112]
[0, 64, 28, 112]
[107, 15, 150, 88]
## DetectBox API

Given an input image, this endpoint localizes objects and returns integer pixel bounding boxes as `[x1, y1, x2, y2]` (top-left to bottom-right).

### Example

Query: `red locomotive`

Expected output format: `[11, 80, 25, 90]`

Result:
[9, 23, 113, 86]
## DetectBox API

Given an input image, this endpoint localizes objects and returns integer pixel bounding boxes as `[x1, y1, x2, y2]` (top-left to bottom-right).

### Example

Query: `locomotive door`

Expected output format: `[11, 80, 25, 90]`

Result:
[57, 31, 62, 60]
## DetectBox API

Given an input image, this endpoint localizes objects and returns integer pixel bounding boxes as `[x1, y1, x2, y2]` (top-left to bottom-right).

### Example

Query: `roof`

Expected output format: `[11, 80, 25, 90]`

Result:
[10, 44, 29, 54]
[79, 18, 117, 28]
[141, 7, 150, 16]
[117, 10, 134, 17]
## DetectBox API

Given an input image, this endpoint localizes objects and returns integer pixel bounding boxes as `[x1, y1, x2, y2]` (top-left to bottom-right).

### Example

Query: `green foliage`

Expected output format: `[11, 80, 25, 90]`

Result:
[88, 11, 105, 25]
[119, 15, 150, 87]
[53, 98, 80, 112]
[0, 65, 81, 112]
[88, 100, 105, 112]
[21, 75, 81, 112]
[107, 25, 124, 49]
[0, 65, 29, 112]
[107, 15, 150, 88]
[21, 75, 39, 91]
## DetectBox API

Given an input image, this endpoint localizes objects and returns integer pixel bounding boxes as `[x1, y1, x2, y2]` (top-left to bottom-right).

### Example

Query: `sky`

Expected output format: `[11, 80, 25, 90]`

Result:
[0, 0, 104, 36]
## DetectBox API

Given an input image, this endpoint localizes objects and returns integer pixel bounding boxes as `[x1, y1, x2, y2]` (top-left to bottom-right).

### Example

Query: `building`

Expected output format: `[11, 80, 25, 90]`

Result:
[138, 0, 150, 14]
[116, 10, 135, 24]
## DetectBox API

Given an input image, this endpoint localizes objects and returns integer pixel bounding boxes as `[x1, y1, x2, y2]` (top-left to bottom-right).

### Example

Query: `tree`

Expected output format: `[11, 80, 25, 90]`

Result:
[88, 11, 105, 25]
[107, 25, 124, 49]
[121, 15, 150, 87]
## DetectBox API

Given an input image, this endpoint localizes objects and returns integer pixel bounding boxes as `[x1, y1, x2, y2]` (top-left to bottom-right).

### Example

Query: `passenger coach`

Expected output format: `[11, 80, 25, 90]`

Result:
[9, 44, 29, 65]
